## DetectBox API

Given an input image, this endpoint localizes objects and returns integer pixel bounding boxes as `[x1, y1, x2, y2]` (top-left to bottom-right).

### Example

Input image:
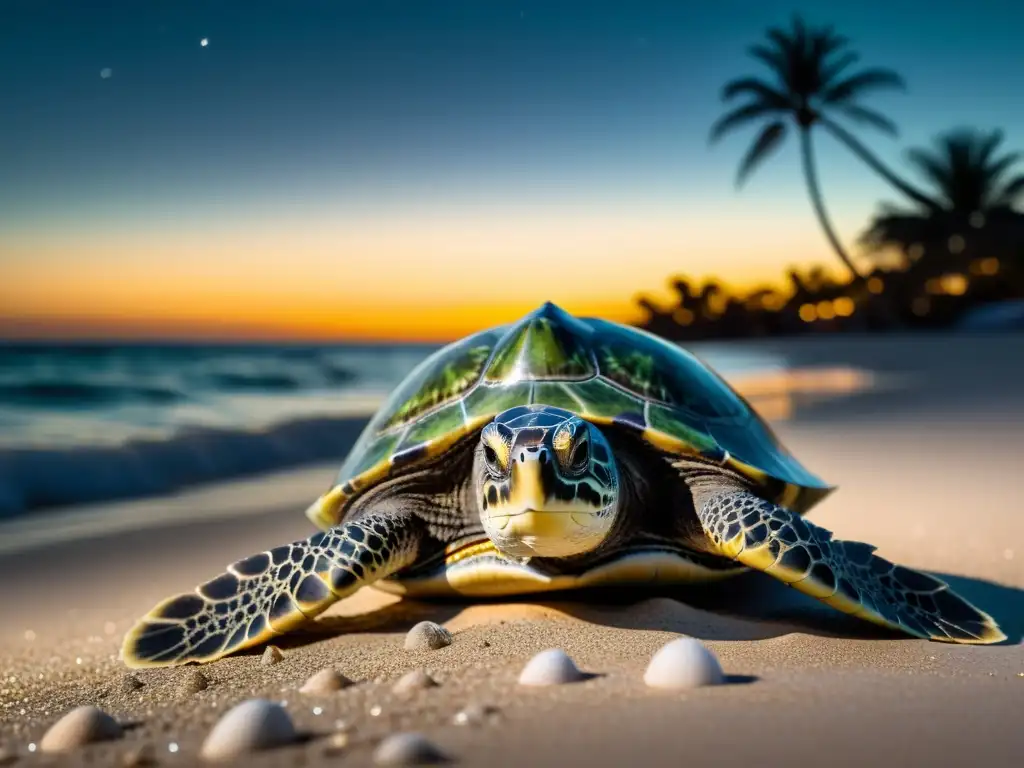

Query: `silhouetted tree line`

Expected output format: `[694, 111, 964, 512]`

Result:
[636, 16, 1024, 341]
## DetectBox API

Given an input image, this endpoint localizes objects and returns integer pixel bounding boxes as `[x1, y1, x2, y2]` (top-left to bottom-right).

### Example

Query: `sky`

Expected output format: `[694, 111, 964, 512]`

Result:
[2, 0, 1023, 341]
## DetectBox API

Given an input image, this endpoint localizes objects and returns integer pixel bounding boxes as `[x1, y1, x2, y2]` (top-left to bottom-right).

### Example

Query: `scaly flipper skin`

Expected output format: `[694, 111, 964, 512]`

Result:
[697, 491, 1006, 644]
[121, 513, 421, 668]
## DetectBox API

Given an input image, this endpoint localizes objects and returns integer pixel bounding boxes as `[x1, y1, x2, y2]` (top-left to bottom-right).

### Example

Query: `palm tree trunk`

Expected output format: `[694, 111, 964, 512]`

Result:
[799, 127, 861, 280]
[820, 118, 939, 212]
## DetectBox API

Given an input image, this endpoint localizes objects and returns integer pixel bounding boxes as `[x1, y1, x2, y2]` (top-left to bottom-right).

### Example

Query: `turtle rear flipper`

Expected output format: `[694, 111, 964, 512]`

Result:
[121, 513, 421, 668]
[697, 491, 1006, 644]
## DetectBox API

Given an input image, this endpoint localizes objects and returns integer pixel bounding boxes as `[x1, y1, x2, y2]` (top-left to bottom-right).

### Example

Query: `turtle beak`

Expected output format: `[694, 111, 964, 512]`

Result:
[507, 448, 548, 512]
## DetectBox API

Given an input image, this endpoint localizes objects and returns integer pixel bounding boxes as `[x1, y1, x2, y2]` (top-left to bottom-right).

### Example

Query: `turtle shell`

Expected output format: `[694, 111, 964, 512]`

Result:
[308, 302, 832, 530]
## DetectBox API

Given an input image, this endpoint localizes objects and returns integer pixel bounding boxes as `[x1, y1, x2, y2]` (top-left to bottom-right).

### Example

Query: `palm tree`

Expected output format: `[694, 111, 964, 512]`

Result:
[710, 15, 937, 279]
[861, 128, 1024, 272]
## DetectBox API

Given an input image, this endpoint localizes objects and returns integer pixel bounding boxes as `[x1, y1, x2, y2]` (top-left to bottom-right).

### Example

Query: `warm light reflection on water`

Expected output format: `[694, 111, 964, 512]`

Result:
[731, 366, 878, 421]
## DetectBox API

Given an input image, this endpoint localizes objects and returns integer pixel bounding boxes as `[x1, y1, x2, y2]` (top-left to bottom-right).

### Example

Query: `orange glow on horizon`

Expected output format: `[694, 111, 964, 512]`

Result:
[0, 300, 643, 343]
[0, 201, 852, 342]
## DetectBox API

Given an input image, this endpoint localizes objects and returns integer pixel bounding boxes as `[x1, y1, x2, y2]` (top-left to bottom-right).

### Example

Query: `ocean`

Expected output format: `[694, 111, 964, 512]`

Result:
[0, 340, 786, 518]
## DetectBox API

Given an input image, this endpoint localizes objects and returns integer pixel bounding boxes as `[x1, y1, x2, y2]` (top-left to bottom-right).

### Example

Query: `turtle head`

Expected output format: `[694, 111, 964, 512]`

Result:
[476, 405, 620, 559]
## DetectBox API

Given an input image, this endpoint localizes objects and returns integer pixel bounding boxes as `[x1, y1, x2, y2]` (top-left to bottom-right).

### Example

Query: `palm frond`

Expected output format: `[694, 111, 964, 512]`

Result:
[900, 128, 1024, 211]
[819, 51, 860, 87]
[987, 151, 1023, 183]
[765, 26, 797, 90]
[720, 77, 790, 108]
[859, 209, 935, 250]
[821, 68, 905, 103]
[905, 147, 953, 194]
[736, 121, 787, 187]
[976, 129, 1005, 167]
[747, 43, 787, 77]
[709, 102, 780, 143]
[766, 25, 795, 56]
[836, 104, 898, 136]
[997, 174, 1024, 203]
[790, 15, 809, 55]
[809, 27, 849, 64]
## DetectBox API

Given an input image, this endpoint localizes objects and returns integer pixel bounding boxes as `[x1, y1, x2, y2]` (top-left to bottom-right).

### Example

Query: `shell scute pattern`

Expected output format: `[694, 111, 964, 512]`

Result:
[483, 309, 595, 382]
[383, 334, 498, 429]
[333, 328, 503, 487]
[587, 319, 745, 419]
[324, 303, 830, 530]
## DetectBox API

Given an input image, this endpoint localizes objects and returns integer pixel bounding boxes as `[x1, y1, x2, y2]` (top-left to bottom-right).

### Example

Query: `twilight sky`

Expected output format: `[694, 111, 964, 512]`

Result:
[1, 0, 1022, 340]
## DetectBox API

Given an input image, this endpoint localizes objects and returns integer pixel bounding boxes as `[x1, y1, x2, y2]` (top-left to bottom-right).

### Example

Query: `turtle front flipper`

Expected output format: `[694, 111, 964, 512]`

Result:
[696, 491, 1006, 644]
[121, 513, 422, 668]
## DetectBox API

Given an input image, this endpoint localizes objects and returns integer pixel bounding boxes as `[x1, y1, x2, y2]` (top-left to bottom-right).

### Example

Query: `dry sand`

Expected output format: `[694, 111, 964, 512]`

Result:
[1, 333, 1022, 767]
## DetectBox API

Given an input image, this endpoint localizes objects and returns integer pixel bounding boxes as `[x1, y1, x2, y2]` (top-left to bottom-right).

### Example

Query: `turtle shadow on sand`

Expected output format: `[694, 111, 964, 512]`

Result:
[641, 570, 1024, 645]
[255, 568, 1022, 657]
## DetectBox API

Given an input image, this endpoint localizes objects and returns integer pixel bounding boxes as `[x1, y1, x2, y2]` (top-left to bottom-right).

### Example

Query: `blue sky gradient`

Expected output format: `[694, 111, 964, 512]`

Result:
[1, 0, 1021, 338]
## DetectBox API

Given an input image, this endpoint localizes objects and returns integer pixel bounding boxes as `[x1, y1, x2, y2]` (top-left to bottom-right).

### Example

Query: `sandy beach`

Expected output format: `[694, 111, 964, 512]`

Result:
[2, 333, 1022, 767]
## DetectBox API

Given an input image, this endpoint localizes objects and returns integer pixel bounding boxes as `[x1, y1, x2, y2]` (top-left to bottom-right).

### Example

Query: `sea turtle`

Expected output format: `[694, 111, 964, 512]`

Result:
[122, 302, 1004, 667]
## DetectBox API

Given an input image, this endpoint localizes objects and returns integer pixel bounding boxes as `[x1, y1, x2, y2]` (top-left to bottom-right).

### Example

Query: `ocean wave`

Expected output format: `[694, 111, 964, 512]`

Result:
[0, 415, 370, 518]
[0, 381, 185, 407]
[201, 372, 308, 392]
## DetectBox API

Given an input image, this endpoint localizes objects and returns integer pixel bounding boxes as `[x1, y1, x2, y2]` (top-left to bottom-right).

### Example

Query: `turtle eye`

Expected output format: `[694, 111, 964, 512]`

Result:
[569, 440, 590, 472]
[482, 442, 508, 476]
[483, 444, 499, 467]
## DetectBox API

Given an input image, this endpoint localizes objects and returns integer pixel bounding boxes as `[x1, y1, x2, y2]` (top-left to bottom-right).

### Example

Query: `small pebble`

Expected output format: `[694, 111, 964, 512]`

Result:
[392, 668, 438, 696]
[453, 703, 499, 726]
[324, 731, 349, 755]
[121, 674, 145, 693]
[180, 669, 209, 694]
[39, 705, 123, 753]
[404, 622, 452, 652]
[200, 698, 296, 761]
[373, 732, 448, 765]
[300, 668, 353, 694]
[261, 646, 284, 665]
[518, 648, 586, 686]
[643, 637, 724, 690]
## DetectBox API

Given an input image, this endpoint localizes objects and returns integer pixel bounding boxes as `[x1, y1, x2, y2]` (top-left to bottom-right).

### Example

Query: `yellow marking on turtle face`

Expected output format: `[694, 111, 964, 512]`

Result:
[481, 424, 512, 472]
[508, 458, 545, 510]
[489, 509, 602, 542]
[551, 423, 573, 466]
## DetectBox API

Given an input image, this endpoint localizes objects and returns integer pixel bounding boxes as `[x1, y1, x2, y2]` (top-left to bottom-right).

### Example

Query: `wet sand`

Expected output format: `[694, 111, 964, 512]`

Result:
[1, 333, 1022, 767]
